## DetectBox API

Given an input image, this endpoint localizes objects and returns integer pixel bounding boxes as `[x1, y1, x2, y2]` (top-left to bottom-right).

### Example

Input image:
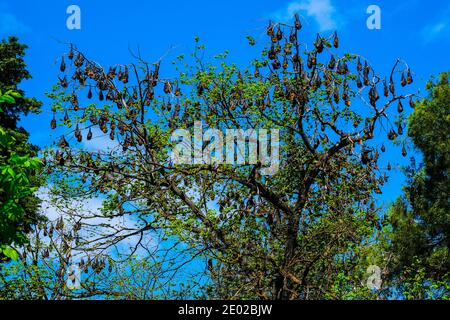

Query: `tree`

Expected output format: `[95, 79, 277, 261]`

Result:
[0, 90, 42, 260]
[379, 72, 450, 299]
[0, 37, 42, 129]
[0, 37, 44, 260]
[46, 16, 416, 299]
[0, 218, 118, 299]
[0, 216, 201, 299]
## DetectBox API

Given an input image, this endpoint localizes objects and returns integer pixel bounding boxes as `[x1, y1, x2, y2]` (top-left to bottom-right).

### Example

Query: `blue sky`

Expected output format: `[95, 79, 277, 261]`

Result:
[1, 0, 450, 206]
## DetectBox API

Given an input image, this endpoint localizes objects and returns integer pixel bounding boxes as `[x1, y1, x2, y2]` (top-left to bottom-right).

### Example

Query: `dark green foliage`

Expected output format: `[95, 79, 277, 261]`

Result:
[0, 37, 42, 129]
[382, 72, 450, 299]
[0, 91, 42, 259]
[0, 37, 44, 260]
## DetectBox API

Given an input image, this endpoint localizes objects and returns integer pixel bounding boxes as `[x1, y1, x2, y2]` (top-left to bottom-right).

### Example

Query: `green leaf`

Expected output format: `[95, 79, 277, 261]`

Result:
[246, 36, 256, 46]
[1, 246, 19, 260]
[1, 95, 15, 104]
[9, 91, 22, 99]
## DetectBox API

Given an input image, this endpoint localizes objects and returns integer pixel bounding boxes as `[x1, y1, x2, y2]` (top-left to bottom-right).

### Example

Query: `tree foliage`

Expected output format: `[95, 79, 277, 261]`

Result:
[42, 16, 418, 300]
[0, 37, 44, 261]
[379, 72, 450, 299]
[0, 90, 42, 260]
[0, 37, 42, 129]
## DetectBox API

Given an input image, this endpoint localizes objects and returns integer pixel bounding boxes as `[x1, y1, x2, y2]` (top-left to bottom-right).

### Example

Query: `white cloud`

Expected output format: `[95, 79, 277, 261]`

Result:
[422, 21, 449, 43]
[0, 12, 29, 35]
[36, 186, 158, 256]
[421, 5, 450, 43]
[431, 23, 447, 34]
[37, 186, 104, 220]
[272, 0, 339, 32]
[81, 127, 120, 152]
